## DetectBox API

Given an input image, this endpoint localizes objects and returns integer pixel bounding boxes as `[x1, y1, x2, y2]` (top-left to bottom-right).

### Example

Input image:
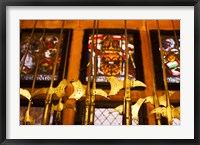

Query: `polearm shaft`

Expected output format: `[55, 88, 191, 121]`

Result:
[123, 20, 132, 125]
[53, 30, 71, 125]
[172, 20, 180, 56]
[145, 21, 162, 125]
[31, 29, 46, 95]
[62, 30, 71, 79]
[42, 21, 65, 125]
[20, 20, 37, 73]
[89, 20, 99, 125]
[23, 29, 46, 125]
[84, 20, 96, 125]
[172, 20, 179, 48]
[129, 52, 136, 69]
[53, 98, 62, 125]
[156, 20, 172, 125]
[24, 100, 32, 125]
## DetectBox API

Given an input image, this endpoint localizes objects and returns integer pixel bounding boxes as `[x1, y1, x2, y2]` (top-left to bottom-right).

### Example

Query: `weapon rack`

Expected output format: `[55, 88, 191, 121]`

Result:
[20, 20, 180, 125]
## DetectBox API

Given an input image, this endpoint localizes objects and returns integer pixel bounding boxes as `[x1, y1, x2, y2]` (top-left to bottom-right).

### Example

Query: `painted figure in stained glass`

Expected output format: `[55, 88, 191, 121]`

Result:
[20, 36, 37, 74]
[39, 35, 61, 74]
[161, 37, 180, 83]
[20, 32, 64, 81]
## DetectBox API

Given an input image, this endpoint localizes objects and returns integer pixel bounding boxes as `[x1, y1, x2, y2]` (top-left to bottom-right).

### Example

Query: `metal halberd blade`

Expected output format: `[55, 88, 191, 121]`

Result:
[23, 108, 35, 125]
[69, 80, 109, 100]
[106, 76, 146, 96]
[68, 80, 87, 100]
[131, 98, 146, 121]
[53, 79, 70, 98]
[20, 88, 32, 101]
[109, 98, 146, 121]
[51, 100, 76, 112]
[92, 88, 109, 99]
[145, 91, 175, 107]
[148, 106, 180, 120]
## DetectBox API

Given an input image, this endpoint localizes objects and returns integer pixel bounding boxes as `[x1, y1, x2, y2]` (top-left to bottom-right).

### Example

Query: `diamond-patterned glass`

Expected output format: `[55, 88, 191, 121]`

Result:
[94, 108, 139, 125]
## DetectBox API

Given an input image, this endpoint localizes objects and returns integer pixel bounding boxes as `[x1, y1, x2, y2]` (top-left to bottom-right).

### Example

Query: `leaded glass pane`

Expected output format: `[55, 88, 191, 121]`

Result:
[94, 108, 138, 125]
[86, 34, 136, 83]
[161, 36, 180, 83]
[20, 106, 54, 125]
[20, 31, 65, 81]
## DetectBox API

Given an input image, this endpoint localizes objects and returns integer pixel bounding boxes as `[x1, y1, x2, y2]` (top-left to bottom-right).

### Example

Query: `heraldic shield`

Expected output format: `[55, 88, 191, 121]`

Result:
[100, 35, 122, 76]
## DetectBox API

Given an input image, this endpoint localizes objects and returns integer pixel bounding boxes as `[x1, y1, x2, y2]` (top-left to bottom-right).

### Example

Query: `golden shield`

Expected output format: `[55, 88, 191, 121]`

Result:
[100, 53, 122, 76]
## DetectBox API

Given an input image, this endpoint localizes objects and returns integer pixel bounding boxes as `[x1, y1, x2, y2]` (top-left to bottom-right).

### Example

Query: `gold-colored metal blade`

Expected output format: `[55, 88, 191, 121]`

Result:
[144, 96, 154, 104]
[53, 79, 70, 98]
[68, 80, 86, 100]
[145, 91, 176, 107]
[24, 111, 35, 125]
[51, 102, 64, 112]
[131, 80, 147, 88]
[109, 105, 123, 115]
[92, 89, 109, 99]
[20, 88, 32, 100]
[107, 76, 146, 96]
[158, 95, 167, 107]
[106, 76, 124, 96]
[52, 102, 76, 113]
[131, 98, 146, 121]
[148, 107, 167, 118]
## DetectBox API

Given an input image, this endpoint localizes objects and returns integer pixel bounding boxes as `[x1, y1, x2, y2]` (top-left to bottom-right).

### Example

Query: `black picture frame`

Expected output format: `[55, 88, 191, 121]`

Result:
[0, 0, 199, 145]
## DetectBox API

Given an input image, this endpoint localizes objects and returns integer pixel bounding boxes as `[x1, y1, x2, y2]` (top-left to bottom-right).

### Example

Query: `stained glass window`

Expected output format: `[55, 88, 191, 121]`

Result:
[20, 29, 72, 87]
[80, 29, 144, 87]
[20, 106, 54, 125]
[150, 30, 180, 90]
[161, 36, 180, 83]
[87, 34, 135, 82]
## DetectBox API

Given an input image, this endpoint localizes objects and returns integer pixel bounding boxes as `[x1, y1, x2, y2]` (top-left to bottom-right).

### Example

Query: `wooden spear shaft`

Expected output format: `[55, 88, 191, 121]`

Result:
[89, 20, 99, 125]
[84, 20, 96, 125]
[53, 30, 71, 125]
[171, 20, 180, 56]
[62, 30, 71, 80]
[172, 20, 179, 48]
[144, 21, 162, 125]
[42, 21, 65, 125]
[23, 29, 46, 125]
[123, 20, 132, 125]
[156, 20, 172, 125]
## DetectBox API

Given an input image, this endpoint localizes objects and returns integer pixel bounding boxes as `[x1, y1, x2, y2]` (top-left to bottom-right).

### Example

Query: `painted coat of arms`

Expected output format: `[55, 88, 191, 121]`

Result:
[100, 35, 122, 76]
